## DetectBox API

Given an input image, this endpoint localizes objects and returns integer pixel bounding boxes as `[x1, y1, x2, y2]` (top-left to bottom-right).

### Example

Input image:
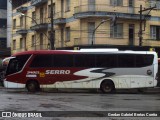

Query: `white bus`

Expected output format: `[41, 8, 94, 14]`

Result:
[4, 49, 158, 93]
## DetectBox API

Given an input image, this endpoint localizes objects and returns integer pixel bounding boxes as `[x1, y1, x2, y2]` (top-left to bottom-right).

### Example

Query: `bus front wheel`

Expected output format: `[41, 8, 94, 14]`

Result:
[26, 81, 39, 92]
[100, 80, 115, 93]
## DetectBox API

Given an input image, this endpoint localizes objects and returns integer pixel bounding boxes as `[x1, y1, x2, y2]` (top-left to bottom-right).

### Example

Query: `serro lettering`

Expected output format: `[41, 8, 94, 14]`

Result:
[45, 70, 71, 74]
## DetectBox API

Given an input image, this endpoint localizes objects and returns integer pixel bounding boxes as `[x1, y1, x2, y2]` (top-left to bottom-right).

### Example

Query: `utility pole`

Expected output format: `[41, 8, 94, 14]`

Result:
[139, 5, 156, 46]
[50, 0, 55, 50]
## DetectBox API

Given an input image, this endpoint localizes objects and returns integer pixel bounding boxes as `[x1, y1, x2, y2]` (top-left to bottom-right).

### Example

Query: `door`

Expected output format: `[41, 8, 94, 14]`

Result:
[40, 8, 43, 23]
[129, 24, 134, 46]
[88, 22, 95, 44]
[61, 0, 64, 17]
[40, 33, 43, 49]
[24, 37, 26, 50]
[61, 28, 64, 47]
[88, 0, 95, 11]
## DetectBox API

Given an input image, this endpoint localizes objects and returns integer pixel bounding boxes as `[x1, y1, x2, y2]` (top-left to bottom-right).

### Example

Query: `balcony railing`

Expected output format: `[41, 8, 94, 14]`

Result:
[31, 18, 49, 30]
[16, 27, 28, 35]
[54, 12, 64, 19]
[53, 12, 66, 24]
[31, 0, 48, 7]
[19, 48, 27, 52]
[16, 25, 29, 35]
[31, 13, 66, 28]
[73, 37, 130, 46]
[74, 4, 142, 19]
[13, 44, 49, 53]
[75, 4, 140, 14]
[17, 7, 28, 13]
[30, 44, 49, 50]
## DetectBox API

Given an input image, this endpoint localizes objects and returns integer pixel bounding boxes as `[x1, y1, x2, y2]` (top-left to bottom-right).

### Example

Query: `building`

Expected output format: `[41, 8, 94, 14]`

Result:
[0, 0, 7, 49]
[7, 0, 12, 48]
[11, 0, 160, 54]
[0, 0, 10, 58]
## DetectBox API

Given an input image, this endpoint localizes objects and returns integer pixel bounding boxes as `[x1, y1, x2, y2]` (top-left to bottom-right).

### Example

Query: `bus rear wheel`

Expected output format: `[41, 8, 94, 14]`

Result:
[100, 80, 115, 93]
[26, 81, 39, 92]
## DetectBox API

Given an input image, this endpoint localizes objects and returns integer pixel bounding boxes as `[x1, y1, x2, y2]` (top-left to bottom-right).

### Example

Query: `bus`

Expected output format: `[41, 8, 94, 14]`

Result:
[3, 49, 158, 93]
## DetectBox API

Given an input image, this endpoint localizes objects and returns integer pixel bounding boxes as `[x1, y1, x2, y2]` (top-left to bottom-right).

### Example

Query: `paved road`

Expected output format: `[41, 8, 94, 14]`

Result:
[0, 88, 160, 120]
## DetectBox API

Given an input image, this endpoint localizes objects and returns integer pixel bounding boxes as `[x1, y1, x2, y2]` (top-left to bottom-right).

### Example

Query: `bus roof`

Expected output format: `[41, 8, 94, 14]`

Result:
[12, 50, 156, 56]
[80, 48, 119, 52]
[13, 50, 75, 56]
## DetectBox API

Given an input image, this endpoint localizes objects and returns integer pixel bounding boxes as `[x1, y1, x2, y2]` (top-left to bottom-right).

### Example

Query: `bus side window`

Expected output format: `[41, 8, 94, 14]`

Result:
[118, 54, 135, 68]
[143, 55, 154, 66]
[96, 54, 117, 67]
[136, 55, 154, 67]
[6, 59, 19, 75]
[53, 55, 74, 67]
[74, 54, 95, 67]
[30, 55, 53, 68]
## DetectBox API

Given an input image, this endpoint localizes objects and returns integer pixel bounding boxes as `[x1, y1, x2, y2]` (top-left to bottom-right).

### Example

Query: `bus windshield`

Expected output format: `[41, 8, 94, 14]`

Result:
[2, 57, 15, 67]
[6, 55, 31, 75]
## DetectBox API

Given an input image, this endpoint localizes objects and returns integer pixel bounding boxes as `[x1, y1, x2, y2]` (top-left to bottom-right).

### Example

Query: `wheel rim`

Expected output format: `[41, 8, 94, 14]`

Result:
[27, 82, 36, 92]
[102, 83, 112, 93]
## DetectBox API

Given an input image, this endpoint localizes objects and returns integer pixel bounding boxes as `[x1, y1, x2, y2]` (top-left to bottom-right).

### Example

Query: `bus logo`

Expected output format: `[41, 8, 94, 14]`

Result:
[45, 70, 71, 75]
[39, 72, 45, 77]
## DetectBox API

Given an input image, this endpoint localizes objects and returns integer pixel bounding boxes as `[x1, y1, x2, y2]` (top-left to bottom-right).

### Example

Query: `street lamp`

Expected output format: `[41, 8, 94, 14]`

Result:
[91, 16, 117, 45]
[21, 13, 50, 50]
[91, 19, 109, 45]
[21, 13, 38, 27]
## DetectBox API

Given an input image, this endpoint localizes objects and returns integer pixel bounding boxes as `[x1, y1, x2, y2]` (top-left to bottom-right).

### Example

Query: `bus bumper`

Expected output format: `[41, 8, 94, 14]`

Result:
[3, 79, 25, 88]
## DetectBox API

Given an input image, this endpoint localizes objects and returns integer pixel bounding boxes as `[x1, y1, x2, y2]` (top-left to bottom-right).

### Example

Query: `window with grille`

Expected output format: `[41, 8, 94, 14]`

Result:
[48, 3, 55, 18]
[13, 19, 16, 29]
[13, 40, 16, 50]
[66, 0, 70, 11]
[32, 11, 36, 23]
[32, 35, 35, 47]
[110, 0, 123, 6]
[150, 25, 160, 40]
[148, 0, 160, 9]
[65, 27, 70, 42]
[110, 23, 123, 38]
[20, 16, 23, 27]
[20, 38, 24, 49]
[129, 0, 134, 7]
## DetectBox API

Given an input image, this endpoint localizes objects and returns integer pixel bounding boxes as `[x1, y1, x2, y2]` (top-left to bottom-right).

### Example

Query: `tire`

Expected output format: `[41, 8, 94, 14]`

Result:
[137, 89, 144, 94]
[137, 88, 146, 93]
[100, 81, 115, 93]
[26, 81, 39, 92]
